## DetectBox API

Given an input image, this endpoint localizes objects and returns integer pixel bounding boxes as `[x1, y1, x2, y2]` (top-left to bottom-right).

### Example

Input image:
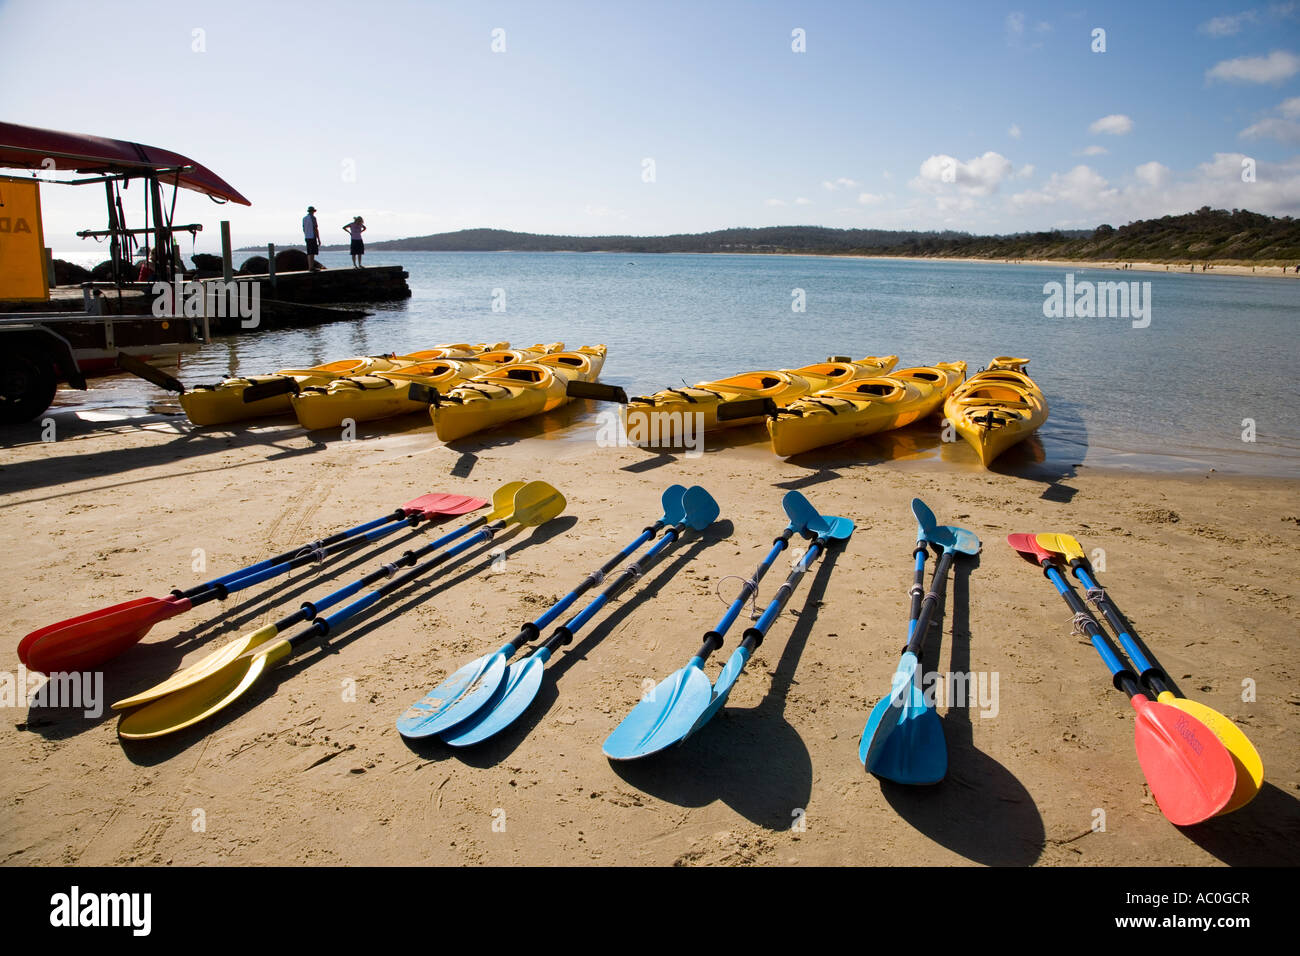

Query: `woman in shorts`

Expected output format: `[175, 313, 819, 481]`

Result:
[343, 216, 367, 268]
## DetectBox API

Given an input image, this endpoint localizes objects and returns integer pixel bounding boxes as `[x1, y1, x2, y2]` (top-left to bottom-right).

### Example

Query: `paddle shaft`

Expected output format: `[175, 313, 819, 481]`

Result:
[505, 518, 670, 653]
[1068, 562, 1170, 692]
[693, 527, 796, 661]
[173, 509, 410, 601]
[1037, 560, 1144, 697]
[907, 539, 927, 640]
[733, 530, 833, 656]
[539, 518, 691, 653]
[186, 509, 448, 609]
[903, 547, 957, 658]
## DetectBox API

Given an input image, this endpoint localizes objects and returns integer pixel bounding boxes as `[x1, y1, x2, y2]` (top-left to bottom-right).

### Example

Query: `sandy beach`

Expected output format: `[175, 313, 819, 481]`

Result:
[843, 255, 1300, 279]
[2, 405, 1295, 867]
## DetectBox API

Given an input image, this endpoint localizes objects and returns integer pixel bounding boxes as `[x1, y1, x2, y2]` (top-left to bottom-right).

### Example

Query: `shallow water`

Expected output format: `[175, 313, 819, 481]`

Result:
[41, 251, 1300, 477]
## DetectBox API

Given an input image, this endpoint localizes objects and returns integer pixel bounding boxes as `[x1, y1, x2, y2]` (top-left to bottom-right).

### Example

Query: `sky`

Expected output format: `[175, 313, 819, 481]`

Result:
[1, 0, 1298, 253]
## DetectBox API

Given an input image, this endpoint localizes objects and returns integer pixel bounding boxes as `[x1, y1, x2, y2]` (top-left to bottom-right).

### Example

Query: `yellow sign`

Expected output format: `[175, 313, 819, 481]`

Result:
[0, 176, 50, 302]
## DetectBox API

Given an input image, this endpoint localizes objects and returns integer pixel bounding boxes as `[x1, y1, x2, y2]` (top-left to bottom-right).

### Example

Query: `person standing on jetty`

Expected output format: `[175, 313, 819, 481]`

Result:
[302, 205, 321, 271]
[344, 216, 366, 268]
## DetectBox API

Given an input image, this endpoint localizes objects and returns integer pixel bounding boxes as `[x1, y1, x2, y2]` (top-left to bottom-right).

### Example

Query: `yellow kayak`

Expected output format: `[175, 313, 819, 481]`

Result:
[177, 342, 512, 426]
[943, 357, 1048, 467]
[624, 355, 899, 435]
[432, 345, 607, 442]
[289, 358, 492, 430]
[768, 362, 967, 457]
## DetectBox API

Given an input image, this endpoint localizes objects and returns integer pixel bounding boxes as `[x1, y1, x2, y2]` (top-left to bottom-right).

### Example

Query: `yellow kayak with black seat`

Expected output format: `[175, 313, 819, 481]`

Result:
[177, 342, 513, 427]
[289, 358, 493, 430]
[431, 345, 607, 442]
[943, 357, 1048, 467]
[768, 362, 967, 457]
[624, 355, 899, 435]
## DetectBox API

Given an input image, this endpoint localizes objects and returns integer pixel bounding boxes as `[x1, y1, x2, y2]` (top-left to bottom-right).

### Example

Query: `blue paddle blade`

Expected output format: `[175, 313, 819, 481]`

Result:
[681, 486, 720, 530]
[821, 516, 855, 541]
[603, 659, 713, 760]
[781, 490, 821, 535]
[440, 648, 550, 747]
[396, 643, 512, 739]
[659, 484, 688, 525]
[860, 653, 947, 784]
[911, 498, 938, 542]
[688, 643, 752, 737]
[947, 525, 981, 556]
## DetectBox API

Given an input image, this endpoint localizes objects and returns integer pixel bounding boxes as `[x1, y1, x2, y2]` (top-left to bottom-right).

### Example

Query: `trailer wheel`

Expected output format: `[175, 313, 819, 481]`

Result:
[0, 350, 58, 424]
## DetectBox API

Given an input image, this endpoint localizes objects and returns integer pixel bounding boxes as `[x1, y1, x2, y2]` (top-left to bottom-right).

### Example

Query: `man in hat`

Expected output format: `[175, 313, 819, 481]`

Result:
[302, 205, 321, 271]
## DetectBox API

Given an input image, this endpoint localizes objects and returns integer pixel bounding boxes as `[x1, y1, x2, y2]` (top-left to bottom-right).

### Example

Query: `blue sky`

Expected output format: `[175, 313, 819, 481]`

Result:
[2, 0, 1297, 252]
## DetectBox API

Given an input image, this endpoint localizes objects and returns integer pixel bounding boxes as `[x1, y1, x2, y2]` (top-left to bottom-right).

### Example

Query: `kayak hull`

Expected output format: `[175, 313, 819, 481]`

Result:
[625, 355, 898, 438]
[943, 357, 1048, 467]
[768, 362, 966, 457]
[432, 345, 606, 442]
[289, 359, 490, 430]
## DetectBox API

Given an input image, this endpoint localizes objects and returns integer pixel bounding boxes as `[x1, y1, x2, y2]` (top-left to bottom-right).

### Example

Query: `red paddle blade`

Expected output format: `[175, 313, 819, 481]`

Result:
[1131, 695, 1236, 825]
[401, 493, 487, 518]
[1006, 533, 1052, 565]
[20, 596, 191, 674]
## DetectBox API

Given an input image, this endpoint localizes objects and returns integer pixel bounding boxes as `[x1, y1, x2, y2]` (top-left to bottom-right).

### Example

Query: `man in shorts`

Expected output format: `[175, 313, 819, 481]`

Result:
[302, 205, 321, 271]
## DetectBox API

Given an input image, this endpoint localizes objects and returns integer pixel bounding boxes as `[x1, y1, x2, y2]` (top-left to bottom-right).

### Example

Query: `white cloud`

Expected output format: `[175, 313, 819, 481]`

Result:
[1200, 11, 1259, 36]
[1006, 12, 1025, 38]
[912, 151, 1015, 196]
[1081, 145, 1109, 156]
[794, 197, 813, 205]
[1206, 49, 1300, 83]
[1135, 161, 1170, 187]
[763, 198, 786, 206]
[1282, 96, 1300, 118]
[1016, 164, 1036, 179]
[857, 192, 885, 205]
[1012, 165, 1118, 209]
[1239, 96, 1300, 143]
[1009, 123, 1022, 139]
[1089, 114, 1134, 135]
[821, 177, 860, 191]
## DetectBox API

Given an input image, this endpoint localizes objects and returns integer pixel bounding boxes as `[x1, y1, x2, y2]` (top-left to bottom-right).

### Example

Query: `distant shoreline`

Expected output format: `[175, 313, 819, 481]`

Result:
[229, 245, 1300, 279]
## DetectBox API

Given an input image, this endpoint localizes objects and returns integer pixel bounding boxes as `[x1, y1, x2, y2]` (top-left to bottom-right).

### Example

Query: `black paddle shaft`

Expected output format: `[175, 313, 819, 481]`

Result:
[907, 539, 928, 634]
[178, 509, 420, 604]
[903, 548, 957, 658]
[1042, 559, 1144, 699]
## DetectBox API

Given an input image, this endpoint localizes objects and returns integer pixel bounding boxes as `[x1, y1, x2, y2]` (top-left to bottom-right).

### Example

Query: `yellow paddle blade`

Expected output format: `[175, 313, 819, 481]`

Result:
[112, 623, 280, 711]
[1036, 533, 1087, 564]
[506, 481, 567, 527]
[486, 481, 528, 520]
[118, 639, 294, 740]
[1156, 690, 1264, 814]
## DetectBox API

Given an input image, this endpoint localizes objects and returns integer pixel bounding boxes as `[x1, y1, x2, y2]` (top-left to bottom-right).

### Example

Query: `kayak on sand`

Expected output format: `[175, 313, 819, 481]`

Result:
[767, 362, 966, 456]
[943, 357, 1048, 467]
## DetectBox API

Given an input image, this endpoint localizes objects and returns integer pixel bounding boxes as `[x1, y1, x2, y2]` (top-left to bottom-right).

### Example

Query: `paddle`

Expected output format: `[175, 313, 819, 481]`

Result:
[241, 377, 303, 403]
[437, 486, 721, 748]
[1007, 534, 1236, 825]
[684, 508, 855, 742]
[565, 381, 628, 404]
[116, 482, 567, 740]
[1035, 533, 1263, 815]
[110, 485, 521, 711]
[396, 484, 690, 739]
[116, 353, 185, 394]
[859, 504, 980, 784]
[601, 489, 825, 760]
[19, 492, 487, 674]
[715, 397, 778, 422]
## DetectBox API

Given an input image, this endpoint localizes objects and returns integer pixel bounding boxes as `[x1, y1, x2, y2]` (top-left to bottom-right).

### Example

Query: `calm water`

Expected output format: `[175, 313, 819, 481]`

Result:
[48, 251, 1300, 476]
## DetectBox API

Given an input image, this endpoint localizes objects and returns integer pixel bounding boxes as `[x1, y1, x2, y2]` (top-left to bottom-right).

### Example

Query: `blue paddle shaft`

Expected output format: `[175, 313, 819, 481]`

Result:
[526, 524, 660, 639]
[906, 541, 926, 640]
[1072, 565, 1162, 681]
[903, 548, 956, 658]
[1043, 565, 1139, 693]
[740, 535, 828, 649]
[706, 531, 793, 652]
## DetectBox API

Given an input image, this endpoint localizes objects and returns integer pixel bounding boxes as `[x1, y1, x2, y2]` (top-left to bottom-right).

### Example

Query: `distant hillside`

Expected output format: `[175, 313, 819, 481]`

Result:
[297, 207, 1298, 262]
